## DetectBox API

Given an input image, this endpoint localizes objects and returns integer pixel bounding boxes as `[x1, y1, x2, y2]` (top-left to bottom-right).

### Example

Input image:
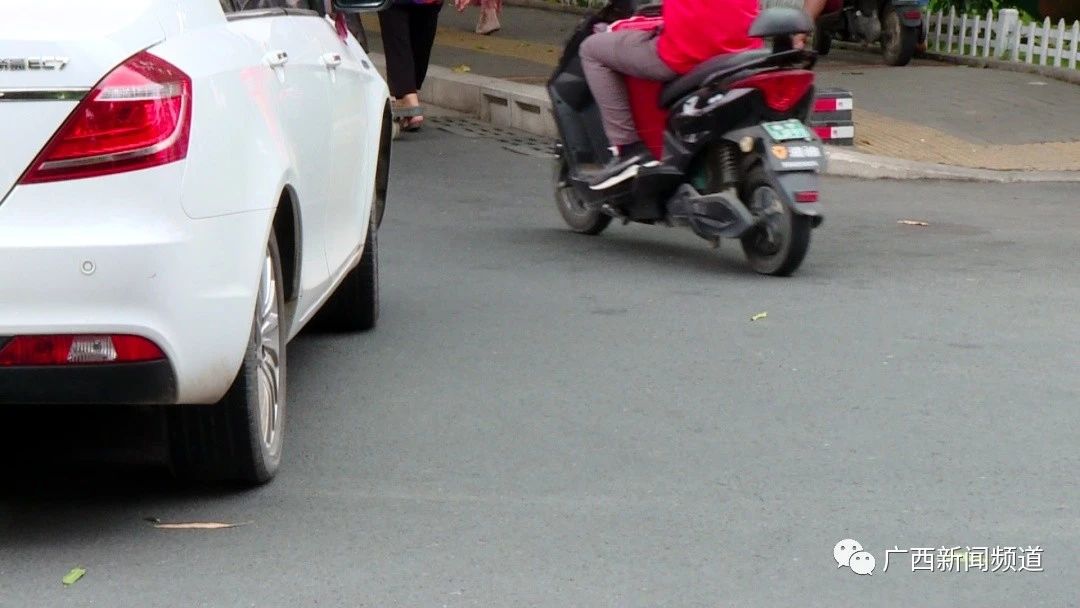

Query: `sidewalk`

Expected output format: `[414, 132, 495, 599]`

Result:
[363, 4, 1080, 173]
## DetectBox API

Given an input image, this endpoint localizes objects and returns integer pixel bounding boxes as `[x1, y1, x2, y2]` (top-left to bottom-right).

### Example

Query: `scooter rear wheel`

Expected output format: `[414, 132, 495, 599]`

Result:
[881, 6, 918, 66]
[739, 167, 812, 277]
[554, 155, 611, 235]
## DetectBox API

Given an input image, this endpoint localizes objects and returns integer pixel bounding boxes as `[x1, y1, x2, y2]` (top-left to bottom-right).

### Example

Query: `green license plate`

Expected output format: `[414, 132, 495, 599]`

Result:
[762, 119, 811, 142]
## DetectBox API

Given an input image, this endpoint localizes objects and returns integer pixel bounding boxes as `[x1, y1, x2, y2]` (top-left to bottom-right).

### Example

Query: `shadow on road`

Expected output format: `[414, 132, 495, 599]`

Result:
[512, 226, 764, 278]
[0, 403, 268, 549]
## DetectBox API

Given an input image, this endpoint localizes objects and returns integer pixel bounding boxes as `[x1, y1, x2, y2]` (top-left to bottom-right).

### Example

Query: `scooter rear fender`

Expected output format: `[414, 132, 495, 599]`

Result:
[890, 0, 925, 26]
[721, 125, 824, 222]
[772, 171, 824, 224]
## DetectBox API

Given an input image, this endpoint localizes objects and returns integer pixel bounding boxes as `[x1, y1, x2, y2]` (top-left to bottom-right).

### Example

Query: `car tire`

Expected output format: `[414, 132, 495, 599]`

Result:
[168, 232, 287, 485]
[314, 212, 379, 332]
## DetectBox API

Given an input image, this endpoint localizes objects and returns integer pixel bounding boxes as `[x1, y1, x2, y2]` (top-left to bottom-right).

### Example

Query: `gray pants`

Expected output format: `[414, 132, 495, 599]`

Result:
[579, 29, 677, 148]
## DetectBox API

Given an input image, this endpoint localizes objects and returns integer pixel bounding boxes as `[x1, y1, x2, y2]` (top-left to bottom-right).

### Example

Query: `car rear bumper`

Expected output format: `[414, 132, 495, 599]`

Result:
[0, 356, 177, 405]
[0, 164, 273, 405]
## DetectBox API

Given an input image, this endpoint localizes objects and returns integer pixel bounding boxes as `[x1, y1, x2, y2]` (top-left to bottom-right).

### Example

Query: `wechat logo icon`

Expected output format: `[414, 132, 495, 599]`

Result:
[835, 539, 876, 576]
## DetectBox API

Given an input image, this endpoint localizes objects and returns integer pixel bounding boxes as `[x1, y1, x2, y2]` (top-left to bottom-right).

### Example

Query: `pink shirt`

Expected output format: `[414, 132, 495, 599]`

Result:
[657, 0, 764, 74]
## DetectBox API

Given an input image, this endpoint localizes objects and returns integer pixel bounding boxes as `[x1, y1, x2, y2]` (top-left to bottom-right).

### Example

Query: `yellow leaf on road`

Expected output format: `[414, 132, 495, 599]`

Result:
[751, 312, 768, 321]
[62, 567, 86, 586]
[898, 220, 929, 226]
[452, 64, 472, 73]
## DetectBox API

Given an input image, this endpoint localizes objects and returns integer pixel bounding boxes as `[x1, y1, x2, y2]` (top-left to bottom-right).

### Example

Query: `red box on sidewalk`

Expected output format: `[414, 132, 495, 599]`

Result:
[810, 88, 855, 146]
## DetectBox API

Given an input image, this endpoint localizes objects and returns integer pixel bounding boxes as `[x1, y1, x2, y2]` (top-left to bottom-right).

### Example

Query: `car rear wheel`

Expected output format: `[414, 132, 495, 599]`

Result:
[313, 211, 379, 332]
[168, 233, 286, 485]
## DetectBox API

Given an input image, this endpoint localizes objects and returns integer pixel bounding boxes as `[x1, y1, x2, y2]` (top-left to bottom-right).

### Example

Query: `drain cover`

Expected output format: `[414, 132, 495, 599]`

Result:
[429, 116, 556, 159]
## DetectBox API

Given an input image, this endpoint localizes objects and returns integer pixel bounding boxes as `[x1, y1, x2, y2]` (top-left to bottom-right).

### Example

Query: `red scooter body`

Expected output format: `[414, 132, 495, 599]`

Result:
[610, 16, 668, 159]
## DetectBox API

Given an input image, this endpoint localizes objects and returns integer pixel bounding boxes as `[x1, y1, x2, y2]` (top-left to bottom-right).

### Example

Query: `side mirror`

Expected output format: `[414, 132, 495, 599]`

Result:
[332, 0, 391, 13]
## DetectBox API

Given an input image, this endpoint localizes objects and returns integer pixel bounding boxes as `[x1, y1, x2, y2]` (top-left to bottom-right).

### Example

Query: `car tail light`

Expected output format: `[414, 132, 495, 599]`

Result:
[19, 51, 192, 185]
[794, 191, 819, 203]
[903, 9, 922, 20]
[0, 335, 165, 366]
[730, 70, 814, 113]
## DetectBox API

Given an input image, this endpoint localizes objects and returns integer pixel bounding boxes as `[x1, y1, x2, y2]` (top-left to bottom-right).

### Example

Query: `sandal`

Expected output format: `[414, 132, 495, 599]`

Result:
[476, 8, 501, 35]
[392, 104, 424, 132]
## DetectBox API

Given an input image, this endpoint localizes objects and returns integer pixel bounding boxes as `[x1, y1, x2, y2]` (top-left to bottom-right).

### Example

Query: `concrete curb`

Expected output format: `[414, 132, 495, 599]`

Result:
[371, 53, 559, 138]
[830, 41, 1080, 86]
[825, 147, 1080, 183]
[921, 52, 1080, 86]
[373, 53, 1080, 182]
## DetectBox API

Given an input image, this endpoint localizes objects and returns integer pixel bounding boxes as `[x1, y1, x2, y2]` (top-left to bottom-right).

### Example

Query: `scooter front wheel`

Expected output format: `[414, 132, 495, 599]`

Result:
[813, 27, 833, 56]
[739, 167, 812, 277]
[554, 155, 611, 235]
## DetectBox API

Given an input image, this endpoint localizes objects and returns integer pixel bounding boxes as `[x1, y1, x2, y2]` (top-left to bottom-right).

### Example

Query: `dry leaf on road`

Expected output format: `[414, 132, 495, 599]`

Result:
[751, 312, 768, 321]
[451, 64, 471, 73]
[153, 521, 251, 530]
[898, 220, 929, 227]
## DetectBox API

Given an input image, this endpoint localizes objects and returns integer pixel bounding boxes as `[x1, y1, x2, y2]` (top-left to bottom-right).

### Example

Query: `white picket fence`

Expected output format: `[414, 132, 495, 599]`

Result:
[926, 8, 1080, 70]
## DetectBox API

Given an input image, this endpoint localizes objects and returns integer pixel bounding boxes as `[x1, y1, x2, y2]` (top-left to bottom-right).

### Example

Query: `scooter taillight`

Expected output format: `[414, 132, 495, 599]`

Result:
[729, 70, 814, 113]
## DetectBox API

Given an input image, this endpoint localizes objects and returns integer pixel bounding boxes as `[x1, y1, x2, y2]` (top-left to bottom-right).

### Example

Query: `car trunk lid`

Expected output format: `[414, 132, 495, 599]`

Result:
[0, 2, 165, 201]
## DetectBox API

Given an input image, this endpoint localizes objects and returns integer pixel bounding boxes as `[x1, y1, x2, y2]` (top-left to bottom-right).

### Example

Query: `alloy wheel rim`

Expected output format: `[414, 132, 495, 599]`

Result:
[256, 253, 282, 453]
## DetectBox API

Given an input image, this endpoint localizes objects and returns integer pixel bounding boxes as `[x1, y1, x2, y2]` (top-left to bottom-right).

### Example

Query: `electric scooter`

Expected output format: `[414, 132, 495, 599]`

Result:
[549, 2, 825, 276]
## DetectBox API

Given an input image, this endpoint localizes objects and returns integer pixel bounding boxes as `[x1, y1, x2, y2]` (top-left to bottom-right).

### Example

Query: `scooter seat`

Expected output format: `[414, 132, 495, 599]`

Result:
[658, 50, 772, 108]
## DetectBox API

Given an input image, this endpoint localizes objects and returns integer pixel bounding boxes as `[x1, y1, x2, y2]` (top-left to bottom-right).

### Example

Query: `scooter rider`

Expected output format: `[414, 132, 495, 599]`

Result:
[580, 0, 763, 190]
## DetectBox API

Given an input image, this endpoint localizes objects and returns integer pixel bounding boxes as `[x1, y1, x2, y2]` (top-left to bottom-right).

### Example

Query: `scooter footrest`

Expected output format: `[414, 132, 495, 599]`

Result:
[628, 165, 684, 220]
[567, 172, 633, 210]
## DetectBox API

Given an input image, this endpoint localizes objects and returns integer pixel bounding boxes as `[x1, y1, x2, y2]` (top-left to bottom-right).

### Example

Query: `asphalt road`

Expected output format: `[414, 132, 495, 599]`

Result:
[1, 126, 1078, 607]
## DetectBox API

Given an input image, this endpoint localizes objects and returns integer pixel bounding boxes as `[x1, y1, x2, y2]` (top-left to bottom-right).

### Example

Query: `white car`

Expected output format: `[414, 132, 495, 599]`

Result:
[0, 0, 392, 484]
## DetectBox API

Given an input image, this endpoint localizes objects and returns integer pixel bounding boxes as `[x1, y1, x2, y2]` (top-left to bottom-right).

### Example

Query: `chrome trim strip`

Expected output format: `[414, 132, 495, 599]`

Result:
[225, 8, 284, 20]
[0, 88, 88, 102]
[225, 7, 320, 21]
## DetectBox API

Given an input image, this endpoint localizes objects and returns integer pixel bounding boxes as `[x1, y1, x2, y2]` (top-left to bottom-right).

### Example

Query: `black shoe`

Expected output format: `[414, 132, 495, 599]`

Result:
[588, 142, 659, 191]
